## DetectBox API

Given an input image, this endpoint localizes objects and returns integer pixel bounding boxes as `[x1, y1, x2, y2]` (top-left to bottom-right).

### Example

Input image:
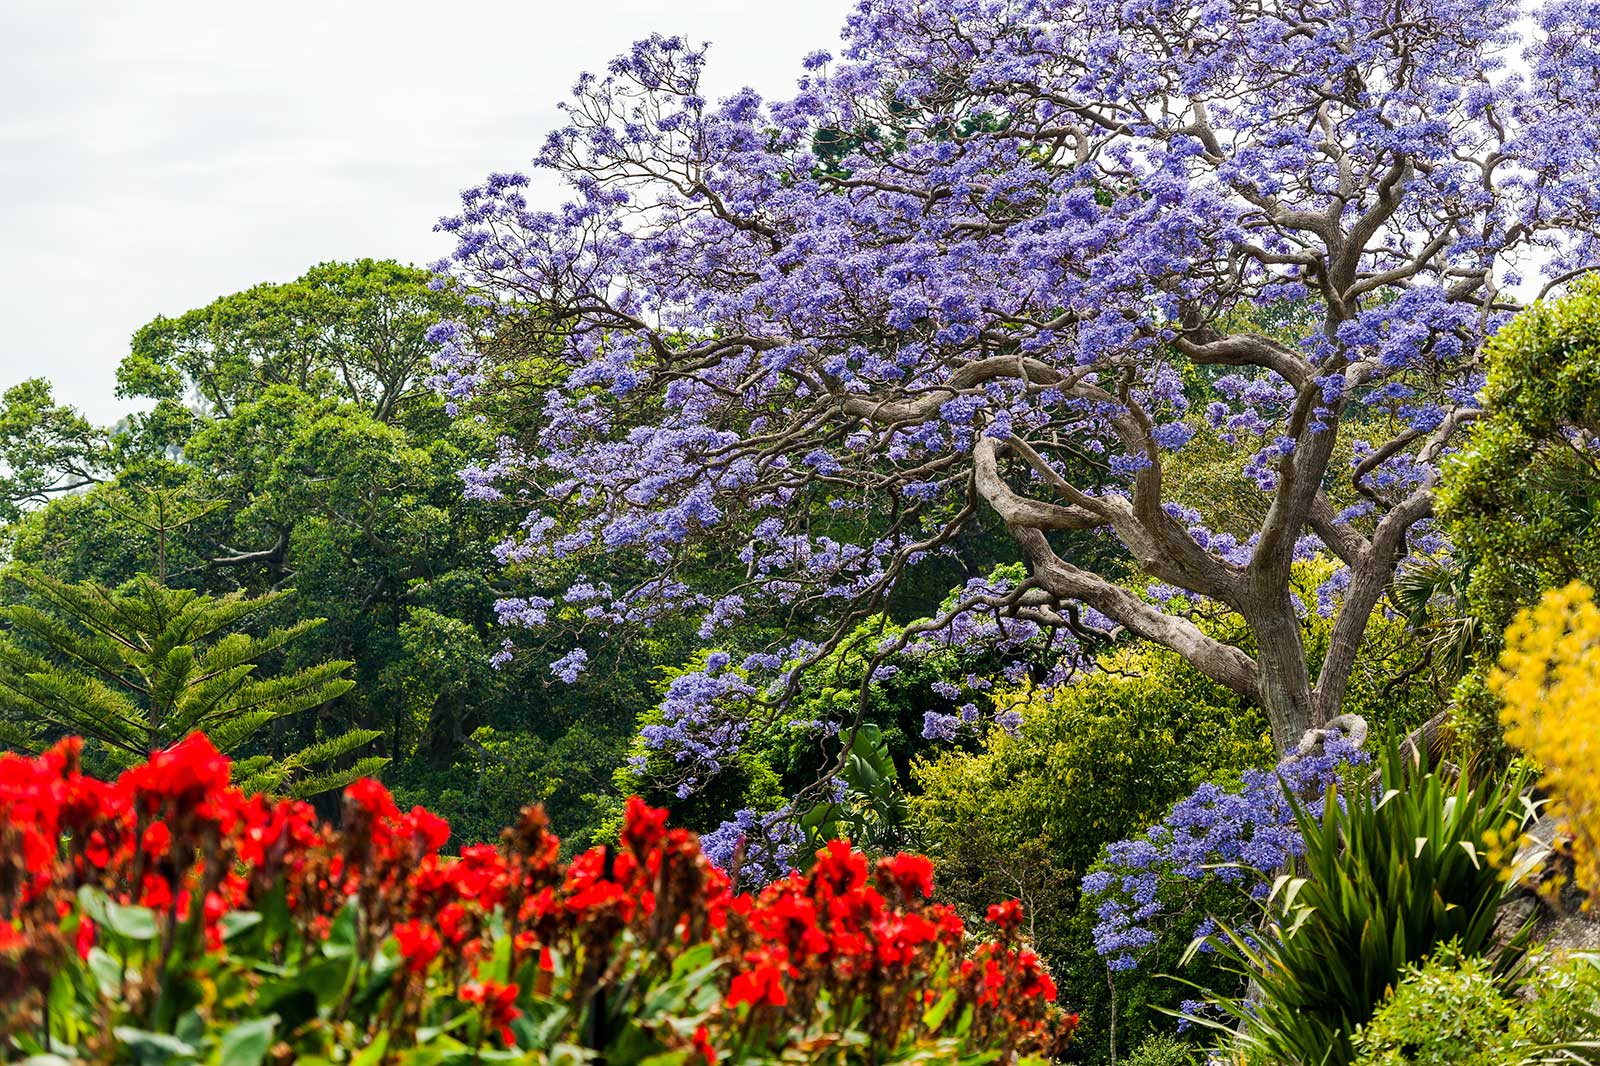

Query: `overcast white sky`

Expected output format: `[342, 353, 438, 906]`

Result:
[0, 1, 856, 424]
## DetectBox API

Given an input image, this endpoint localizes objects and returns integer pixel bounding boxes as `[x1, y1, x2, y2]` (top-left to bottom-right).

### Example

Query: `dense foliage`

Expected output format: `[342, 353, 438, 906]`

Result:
[1440, 278, 1600, 634]
[0, 734, 1074, 1064]
[10, 0, 1600, 1060]
[1190, 746, 1534, 1066]
[0, 260, 692, 849]
[1352, 944, 1600, 1066]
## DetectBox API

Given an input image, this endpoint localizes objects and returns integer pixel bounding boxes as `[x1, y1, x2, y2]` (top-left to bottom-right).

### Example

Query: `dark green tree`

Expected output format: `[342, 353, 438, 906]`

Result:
[3, 260, 688, 844]
[0, 568, 380, 796]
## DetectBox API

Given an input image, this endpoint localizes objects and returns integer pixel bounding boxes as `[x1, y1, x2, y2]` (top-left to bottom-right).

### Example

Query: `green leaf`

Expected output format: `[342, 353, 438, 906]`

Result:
[76, 884, 110, 925]
[87, 947, 122, 996]
[112, 1027, 197, 1064]
[104, 899, 160, 941]
[322, 898, 358, 958]
[922, 989, 959, 1031]
[350, 1033, 390, 1066]
[215, 1015, 277, 1066]
[219, 911, 263, 941]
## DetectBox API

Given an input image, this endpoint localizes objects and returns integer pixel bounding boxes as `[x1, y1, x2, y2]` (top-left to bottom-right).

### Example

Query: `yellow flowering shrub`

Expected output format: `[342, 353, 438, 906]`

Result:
[1490, 581, 1600, 906]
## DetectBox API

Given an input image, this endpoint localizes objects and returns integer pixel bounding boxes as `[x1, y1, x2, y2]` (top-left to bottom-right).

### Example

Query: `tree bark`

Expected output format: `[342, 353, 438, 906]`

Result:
[1248, 600, 1317, 752]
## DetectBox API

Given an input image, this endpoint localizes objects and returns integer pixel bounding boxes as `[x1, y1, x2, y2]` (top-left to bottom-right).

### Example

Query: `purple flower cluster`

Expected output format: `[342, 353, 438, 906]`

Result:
[699, 805, 805, 885]
[638, 653, 761, 797]
[1082, 728, 1369, 971]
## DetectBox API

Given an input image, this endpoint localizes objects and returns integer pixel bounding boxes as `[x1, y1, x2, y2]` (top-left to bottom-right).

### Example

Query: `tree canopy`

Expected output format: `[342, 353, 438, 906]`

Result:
[428, 0, 1600, 765]
[1440, 275, 1600, 633]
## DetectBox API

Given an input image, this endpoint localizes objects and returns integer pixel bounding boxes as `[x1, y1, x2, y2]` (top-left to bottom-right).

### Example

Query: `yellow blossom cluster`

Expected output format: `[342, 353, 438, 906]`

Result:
[1491, 581, 1600, 906]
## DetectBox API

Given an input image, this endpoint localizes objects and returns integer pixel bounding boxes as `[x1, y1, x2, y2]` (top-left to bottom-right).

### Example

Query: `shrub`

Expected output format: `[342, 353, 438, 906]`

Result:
[909, 644, 1273, 1063]
[1438, 277, 1600, 637]
[1125, 1033, 1202, 1066]
[0, 734, 1077, 1064]
[911, 644, 1273, 931]
[1353, 942, 1600, 1066]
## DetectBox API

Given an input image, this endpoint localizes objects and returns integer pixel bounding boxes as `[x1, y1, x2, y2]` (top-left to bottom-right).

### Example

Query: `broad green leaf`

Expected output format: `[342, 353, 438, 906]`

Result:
[216, 1015, 276, 1066]
[923, 989, 959, 1030]
[104, 899, 160, 941]
[112, 1026, 197, 1064]
[87, 947, 122, 996]
[350, 1033, 390, 1066]
[219, 911, 263, 941]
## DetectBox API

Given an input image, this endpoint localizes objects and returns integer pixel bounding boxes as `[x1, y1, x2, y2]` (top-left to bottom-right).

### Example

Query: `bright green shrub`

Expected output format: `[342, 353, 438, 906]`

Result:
[910, 644, 1272, 959]
[1126, 1033, 1203, 1066]
[909, 643, 1272, 1065]
[1439, 278, 1600, 635]
[1353, 944, 1600, 1066]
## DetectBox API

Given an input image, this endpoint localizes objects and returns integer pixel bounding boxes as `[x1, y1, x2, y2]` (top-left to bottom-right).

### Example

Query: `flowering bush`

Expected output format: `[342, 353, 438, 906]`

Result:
[1081, 721, 1367, 974]
[0, 734, 1076, 1064]
[1491, 580, 1600, 906]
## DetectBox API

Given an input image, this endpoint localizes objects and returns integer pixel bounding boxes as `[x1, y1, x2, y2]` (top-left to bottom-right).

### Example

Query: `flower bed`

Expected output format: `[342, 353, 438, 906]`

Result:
[0, 734, 1075, 1063]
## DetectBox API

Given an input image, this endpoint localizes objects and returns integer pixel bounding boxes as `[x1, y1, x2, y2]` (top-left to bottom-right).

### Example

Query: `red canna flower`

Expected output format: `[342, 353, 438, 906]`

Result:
[395, 919, 442, 973]
[727, 950, 788, 1008]
[74, 915, 96, 960]
[119, 733, 232, 817]
[986, 899, 1025, 932]
[460, 979, 521, 1044]
[437, 902, 473, 945]
[811, 839, 868, 897]
[622, 796, 669, 854]
[83, 829, 112, 869]
[876, 852, 934, 899]
[402, 807, 451, 854]
[141, 821, 172, 858]
[692, 1024, 717, 1065]
[344, 777, 399, 821]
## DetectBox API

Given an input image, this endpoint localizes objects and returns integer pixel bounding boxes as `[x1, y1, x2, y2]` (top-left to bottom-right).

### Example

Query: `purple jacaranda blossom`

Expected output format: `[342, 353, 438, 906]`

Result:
[430, 0, 1600, 807]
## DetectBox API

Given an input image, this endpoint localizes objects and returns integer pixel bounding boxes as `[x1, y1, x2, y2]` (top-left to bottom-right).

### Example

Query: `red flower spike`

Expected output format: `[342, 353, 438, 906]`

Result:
[460, 979, 521, 1044]
[621, 796, 669, 854]
[877, 853, 935, 899]
[692, 1024, 717, 1066]
[141, 821, 172, 858]
[395, 919, 443, 974]
[119, 733, 232, 817]
[344, 777, 400, 822]
[986, 898, 1025, 932]
[727, 954, 788, 1009]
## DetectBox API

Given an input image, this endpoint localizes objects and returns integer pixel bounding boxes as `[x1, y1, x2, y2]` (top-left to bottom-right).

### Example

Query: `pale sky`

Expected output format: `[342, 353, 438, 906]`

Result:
[0, 1, 856, 424]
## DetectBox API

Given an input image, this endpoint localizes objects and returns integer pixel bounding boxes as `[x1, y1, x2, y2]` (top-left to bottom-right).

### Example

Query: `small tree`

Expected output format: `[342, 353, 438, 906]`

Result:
[0, 569, 383, 797]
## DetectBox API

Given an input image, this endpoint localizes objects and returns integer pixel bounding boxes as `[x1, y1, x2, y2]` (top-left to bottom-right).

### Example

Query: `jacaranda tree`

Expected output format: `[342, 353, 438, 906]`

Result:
[428, 0, 1600, 773]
